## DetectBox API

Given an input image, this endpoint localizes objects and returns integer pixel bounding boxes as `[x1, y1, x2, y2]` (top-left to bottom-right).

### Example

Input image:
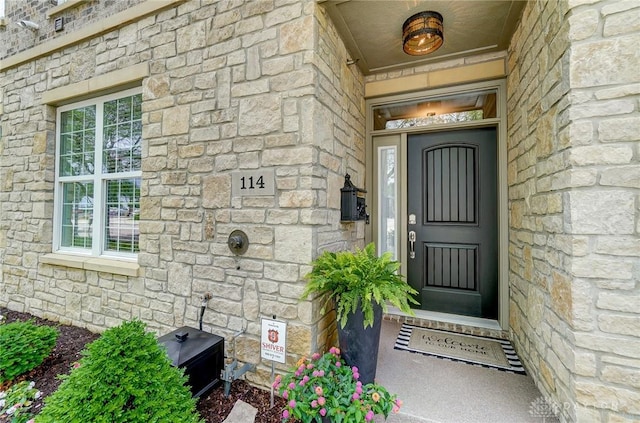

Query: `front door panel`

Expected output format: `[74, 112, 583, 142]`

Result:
[407, 128, 498, 319]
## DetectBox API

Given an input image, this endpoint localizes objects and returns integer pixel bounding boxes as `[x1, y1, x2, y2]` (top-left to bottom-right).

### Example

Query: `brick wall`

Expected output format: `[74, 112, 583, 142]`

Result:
[1, 0, 144, 58]
[507, 0, 640, 421]
[0, 0, 365, 389]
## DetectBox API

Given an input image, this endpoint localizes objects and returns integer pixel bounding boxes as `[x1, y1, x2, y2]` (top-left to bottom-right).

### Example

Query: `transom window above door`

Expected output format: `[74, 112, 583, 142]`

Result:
[54, 88, 142, 258]
[372, 90, 497, 131]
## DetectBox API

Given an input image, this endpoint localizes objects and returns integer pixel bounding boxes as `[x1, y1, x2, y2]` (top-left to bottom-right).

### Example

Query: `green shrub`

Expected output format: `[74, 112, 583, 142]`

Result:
[0, 320, 59, 383]
[36, 319, 203, 423]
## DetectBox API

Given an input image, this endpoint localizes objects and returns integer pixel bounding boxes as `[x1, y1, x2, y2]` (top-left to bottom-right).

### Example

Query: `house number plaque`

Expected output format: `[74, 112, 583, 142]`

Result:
[232, 169, 275, 196]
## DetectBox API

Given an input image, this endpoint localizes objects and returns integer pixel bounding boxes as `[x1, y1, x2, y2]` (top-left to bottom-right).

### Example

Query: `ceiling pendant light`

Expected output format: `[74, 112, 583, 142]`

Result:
[402, 11, 444, 56]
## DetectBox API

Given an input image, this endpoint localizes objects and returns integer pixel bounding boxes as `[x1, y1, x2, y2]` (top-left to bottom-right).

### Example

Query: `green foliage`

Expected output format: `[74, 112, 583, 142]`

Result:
[0, 320, 59, 383]
[301, 243, 419, 328]
[275, 348, 402, 422]
[0, 380, 42, 423]
[36, 320, 203, 423]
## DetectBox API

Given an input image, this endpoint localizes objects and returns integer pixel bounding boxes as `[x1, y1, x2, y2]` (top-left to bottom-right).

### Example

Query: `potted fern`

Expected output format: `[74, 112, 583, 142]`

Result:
[301, 243, 418, 385]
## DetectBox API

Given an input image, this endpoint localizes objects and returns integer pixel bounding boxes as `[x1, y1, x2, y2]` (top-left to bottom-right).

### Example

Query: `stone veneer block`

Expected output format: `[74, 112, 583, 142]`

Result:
[42, 63, 149, 105]
[568, 191, 635, 234]
[274, 226, 312, 264]
[570, 34, 640, 88]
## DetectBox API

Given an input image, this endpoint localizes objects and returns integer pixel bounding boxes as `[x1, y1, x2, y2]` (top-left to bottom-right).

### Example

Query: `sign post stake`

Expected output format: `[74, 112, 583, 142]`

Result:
[270, 315, 276, 408]
[270, 357, 275, 408]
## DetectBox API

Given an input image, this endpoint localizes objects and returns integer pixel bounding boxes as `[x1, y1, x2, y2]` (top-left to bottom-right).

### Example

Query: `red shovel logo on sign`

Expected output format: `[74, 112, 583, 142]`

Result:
[268, 329, 279, 343]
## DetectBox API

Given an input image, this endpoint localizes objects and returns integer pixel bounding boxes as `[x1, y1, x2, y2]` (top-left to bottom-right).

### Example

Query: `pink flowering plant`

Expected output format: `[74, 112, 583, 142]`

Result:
[274, 347, 402, 423]
[0, 380, 41, 423]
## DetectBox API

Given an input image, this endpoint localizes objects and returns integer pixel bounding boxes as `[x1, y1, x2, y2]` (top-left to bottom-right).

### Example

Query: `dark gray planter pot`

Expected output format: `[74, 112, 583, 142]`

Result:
[337, 301, 383, 385]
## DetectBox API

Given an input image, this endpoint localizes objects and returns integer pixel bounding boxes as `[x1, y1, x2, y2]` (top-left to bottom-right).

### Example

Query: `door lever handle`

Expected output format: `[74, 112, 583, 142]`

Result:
[408, 231, 416, 259]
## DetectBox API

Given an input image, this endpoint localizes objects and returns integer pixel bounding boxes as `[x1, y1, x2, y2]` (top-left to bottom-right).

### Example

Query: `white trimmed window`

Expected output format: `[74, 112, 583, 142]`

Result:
[54, 88, 142, 258]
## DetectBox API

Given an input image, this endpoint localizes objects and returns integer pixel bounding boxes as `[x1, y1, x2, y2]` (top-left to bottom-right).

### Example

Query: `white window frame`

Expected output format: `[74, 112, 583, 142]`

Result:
[376, 144, 399, 260]
[53, 87, 142, 260]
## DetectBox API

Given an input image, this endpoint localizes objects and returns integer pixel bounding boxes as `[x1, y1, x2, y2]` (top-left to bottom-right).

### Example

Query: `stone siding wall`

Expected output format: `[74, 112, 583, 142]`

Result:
[507, 0, 640, 421]
[564, 0, 640, 420]
[507, 0, 574, 418]
[0, 0, 365, 388]
[309, 2, 366, 350]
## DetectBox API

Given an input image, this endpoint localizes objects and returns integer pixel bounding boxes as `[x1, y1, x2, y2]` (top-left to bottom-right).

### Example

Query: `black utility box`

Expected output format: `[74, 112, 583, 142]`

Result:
[158, 326, 224, 398]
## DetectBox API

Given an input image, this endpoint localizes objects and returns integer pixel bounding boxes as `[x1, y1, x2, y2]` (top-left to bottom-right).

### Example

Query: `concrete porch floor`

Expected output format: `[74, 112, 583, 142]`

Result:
[374, 319, 560, 423]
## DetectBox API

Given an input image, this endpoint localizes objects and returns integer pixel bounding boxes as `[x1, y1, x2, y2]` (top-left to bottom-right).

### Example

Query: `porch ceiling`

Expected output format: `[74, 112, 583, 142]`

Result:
[320, 0, 526, 76]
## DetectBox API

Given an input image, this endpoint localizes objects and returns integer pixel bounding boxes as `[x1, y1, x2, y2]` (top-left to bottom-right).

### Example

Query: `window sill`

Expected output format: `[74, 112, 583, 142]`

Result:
[0, 18, 6, 28]
[47, 0, 87, 18]
[41, 253, 139, 277]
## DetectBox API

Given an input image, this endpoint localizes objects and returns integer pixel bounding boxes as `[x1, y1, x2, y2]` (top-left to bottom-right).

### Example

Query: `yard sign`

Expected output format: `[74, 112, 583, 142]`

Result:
[261, 318, 287, 363]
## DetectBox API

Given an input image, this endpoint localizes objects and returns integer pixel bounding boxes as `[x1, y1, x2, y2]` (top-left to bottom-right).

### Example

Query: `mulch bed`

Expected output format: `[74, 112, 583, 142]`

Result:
[0, 307, 286, 423]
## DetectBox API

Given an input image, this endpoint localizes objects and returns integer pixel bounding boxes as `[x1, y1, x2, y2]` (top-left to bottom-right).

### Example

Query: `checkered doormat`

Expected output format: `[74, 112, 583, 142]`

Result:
[394, 323, 526, 375]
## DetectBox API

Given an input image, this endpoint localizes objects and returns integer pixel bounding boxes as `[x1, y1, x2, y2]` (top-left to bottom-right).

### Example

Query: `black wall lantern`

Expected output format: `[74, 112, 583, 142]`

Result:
[340, 174, 367, 222]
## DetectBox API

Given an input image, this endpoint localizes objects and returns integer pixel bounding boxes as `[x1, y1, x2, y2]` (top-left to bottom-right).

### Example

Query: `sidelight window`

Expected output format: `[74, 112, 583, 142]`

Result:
[377, 145, 398, 260]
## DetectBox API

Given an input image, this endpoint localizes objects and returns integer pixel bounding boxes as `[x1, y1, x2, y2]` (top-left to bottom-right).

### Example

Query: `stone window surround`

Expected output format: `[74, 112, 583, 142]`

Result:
[43, 63, 149, 106]
[40, 64, 149, 277]
[40, 253, 139, 277]
[47, 0, 86, 19]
